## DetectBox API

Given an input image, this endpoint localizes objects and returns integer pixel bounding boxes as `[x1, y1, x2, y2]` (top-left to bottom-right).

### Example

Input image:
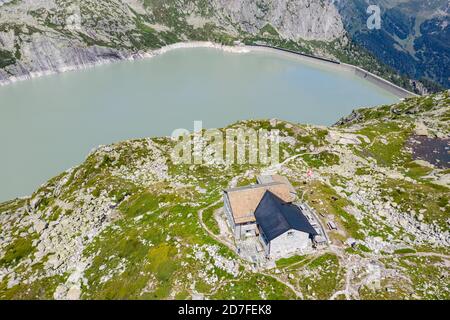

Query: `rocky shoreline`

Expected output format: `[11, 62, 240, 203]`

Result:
[1, 40, 416, 99]
[0, 42, 249, 87]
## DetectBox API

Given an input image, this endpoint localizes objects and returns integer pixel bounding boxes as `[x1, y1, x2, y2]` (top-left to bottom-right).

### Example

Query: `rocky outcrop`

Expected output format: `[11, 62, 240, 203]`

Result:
[0, 0, 13, 6]
[0, 38, 131, 85]
[212, 0, 345, 41]
[0, 0, 144, 85]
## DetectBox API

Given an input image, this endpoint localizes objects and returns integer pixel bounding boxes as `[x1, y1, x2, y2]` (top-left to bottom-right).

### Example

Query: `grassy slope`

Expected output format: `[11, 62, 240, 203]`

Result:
[0, 92, 449, 300]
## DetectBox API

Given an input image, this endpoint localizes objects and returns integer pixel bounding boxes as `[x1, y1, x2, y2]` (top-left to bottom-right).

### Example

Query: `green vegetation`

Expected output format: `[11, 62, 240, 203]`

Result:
[302, 152, 340, 168]
[79, 174, 241, 299]
[0, 198, 26, 214]
[328, 40, 416, 93]
[359, 277, 412, 300]
[0, 237, 35, 268]
[380, 179, 449, 228]
[295, 253, 343, 300]
[404, 161, 433, 180]
[0, 49, 15, 68]
[259, 24, 279, 37]
[356, 122, 412, 167]
[393, 248, 417, 255]
[0, 274, 67, 300]
[82, 198, 195, 299]
[211, 273, 297, 300]
[202, 202, 222, 236]
[302, 181, 363, 240]
[357, 244, 371, 253]
[275, 255, 305, 268]
[382, 255, 450, 299]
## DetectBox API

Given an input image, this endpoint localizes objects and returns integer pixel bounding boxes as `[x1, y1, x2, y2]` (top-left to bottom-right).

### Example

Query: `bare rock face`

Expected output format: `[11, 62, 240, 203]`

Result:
[0, 34, 128, 84]
[0, 0, 144, 85]
[212, 0, 345, 41]
[0, 0, 13, 6]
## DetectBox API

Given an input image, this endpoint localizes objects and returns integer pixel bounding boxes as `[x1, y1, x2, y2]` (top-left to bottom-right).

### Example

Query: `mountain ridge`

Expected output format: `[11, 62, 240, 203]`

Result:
[336, 0, 449, 90]
[1, 0, 443, 93]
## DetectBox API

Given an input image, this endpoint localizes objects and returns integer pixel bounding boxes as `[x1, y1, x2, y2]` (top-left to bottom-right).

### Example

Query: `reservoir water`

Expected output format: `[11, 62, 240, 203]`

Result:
[0, 47, 399, 202]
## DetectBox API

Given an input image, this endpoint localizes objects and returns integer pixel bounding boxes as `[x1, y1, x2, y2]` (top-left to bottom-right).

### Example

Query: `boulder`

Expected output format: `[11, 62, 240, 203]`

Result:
[33, 220, 48, 233]
[414, 122, 429, 136]
[66, 285, 81, 300]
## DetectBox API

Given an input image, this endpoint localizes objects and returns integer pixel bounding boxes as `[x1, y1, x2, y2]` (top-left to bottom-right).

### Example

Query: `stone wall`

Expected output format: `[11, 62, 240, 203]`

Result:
[268, 229, 311, 260]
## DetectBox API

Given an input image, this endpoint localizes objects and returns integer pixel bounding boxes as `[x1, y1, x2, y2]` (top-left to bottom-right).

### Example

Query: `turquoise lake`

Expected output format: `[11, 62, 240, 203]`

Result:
[0, 47, 400, 201]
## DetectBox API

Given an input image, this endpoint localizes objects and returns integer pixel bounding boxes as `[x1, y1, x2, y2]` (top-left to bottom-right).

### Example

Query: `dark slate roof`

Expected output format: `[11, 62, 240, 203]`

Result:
[254, 191, 318, 241]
